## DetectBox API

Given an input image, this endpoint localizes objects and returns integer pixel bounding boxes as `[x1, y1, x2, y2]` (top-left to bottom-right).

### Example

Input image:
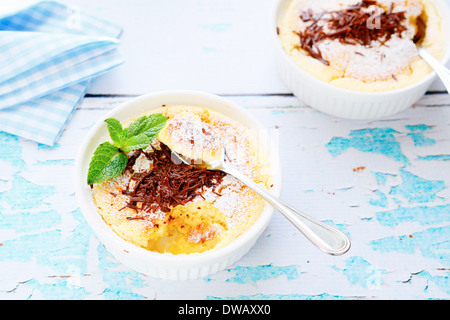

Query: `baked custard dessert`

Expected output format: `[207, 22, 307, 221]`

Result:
[278, 0, 447, 92]
[88, 106, 270, 255]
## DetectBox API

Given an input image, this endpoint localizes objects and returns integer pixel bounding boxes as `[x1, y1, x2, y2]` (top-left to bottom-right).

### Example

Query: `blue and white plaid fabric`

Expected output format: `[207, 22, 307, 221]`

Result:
[0, 1, 124, 146]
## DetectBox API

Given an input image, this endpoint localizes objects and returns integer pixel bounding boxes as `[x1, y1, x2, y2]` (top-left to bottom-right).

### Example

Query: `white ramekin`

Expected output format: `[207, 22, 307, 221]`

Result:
[271, 0, 450, 120]
[74, 90, 282, 280]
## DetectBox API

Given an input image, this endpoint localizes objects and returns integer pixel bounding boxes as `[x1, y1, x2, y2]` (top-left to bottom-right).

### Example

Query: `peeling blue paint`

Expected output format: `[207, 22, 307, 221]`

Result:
[390, 169, 445, 204]
[411, 270, 450, 295]
[335, 256, 387, 289]
[96, 241, 146, 300]
[224, 265, 298, 284]
[373, 172, 387, 185]
[35, 159, 74, 166]
[0, 174, 55, 211]
[405, 125, 436, 147]
[0, 208, 96, 299]
[370, 226, 450, 265]
[0, 133, 25, 169]
[207, 293, 353, 300]
[406, 124, 432, 132]
[369, 190, 388, 207]
[0, 210, 60, 232]
[0, 209, 91, 273]
[372, 171, 396, 185]
[102, 287, 145, 300]
[37, 142, 61, 150]
[417, 155, 450, 162]
[326, 128, 409, 163]
[1, 230, 62, 263]
[376, 205, 450, 227]
[0, 229, 91, 279]
[25, 278, 88, 300]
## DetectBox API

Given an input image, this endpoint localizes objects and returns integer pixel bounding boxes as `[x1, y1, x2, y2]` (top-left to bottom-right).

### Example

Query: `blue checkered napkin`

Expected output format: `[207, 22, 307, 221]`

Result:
[0, 1, 124, 146]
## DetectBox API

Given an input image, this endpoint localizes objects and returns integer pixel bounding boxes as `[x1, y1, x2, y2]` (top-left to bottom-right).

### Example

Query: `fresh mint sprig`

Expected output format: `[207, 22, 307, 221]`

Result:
[87, 113, 168, 185]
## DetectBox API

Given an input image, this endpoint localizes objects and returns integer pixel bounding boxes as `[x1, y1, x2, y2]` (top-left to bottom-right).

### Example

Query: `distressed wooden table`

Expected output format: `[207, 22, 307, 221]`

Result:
[1, 0, 449, 300]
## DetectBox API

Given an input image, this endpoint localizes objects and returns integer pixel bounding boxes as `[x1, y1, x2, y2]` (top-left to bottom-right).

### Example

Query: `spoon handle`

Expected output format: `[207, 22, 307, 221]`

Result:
[221, 165, 351, 256]
[418, 47, 450, 93]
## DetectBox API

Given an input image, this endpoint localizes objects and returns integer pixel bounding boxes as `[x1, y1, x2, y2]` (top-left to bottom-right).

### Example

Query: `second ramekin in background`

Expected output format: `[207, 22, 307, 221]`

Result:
[271, 0, 450, 120]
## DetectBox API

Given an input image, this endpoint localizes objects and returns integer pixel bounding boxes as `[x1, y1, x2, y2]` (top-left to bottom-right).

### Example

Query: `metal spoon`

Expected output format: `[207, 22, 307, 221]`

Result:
[171, 147, 351, 256]
[417, 47, 450, 93]
[414, 17, 450, 93]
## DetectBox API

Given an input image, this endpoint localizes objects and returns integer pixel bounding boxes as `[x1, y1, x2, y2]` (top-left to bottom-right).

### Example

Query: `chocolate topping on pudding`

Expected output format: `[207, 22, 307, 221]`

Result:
[122, 143, 226, 218]
[296, 0, 409, 65]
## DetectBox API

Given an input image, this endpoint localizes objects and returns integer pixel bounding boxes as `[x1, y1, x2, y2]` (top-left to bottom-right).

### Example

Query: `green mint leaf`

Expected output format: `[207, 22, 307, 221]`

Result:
[127, 114, 168, 141]
[126, 116, 150, 138]
[87, 113, 168, 185]
[121, 133, 151, 152]
[141, 113, 168, 141]
[105, 118, 125, 148]
[87, 142, 128, 185]
[121, 128, 129, 140]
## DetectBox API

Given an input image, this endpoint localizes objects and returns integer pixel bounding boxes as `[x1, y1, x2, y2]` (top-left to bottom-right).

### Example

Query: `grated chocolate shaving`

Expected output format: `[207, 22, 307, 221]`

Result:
[122, 143, 226, 217]
[296, 0, 408, 65]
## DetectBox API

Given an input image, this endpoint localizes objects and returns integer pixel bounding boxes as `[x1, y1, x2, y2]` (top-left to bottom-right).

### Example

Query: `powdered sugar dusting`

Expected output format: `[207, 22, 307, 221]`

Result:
[139, 208, 166, 228]
[319, 36, 418, 81]
[166, 109, 266, 228]
[196, 175, 260, 228]
[207, 113, 259, 178]
[187, 223, 223, 244]
[160, 111, 223, 163]
[292, 0, 423, 81]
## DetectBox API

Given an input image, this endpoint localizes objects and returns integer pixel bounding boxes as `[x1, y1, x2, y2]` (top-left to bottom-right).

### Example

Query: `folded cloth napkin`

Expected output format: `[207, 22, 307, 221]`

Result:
[0, 1, 124, 146]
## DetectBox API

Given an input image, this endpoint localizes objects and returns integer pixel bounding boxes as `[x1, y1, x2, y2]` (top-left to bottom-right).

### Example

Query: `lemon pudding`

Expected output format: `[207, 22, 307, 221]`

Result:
[90, 106, 270, 255]
[278, 0, 447, 92]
